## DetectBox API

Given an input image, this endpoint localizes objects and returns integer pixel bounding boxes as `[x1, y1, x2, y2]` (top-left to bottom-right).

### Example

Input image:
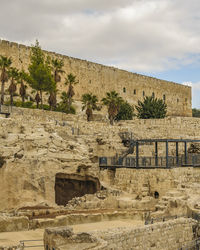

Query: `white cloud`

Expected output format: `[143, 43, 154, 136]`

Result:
[0, 0, 200, 72]
[191, 82, 200, 90]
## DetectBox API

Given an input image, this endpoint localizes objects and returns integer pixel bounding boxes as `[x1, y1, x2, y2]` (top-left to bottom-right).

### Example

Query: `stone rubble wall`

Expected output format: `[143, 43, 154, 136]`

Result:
[44, 218, 196, 250]
[112, 167, 200, 198]
[0, 216, 29, 232]
[0, 39, 192, 117]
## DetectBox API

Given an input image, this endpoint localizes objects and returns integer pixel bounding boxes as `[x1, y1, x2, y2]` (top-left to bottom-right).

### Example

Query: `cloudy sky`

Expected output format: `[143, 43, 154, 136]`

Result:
[1, 0, 200, 107]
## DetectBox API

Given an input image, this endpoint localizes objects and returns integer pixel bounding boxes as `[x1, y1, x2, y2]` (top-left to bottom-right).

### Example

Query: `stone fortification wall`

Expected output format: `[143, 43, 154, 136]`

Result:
[44, 218, 196, 250]
[0, 40, 192, 117]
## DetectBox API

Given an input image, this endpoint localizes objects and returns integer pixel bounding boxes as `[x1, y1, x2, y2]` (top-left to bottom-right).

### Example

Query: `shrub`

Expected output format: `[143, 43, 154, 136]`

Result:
[192, 108, 200, 117]
[136, 96, 167, 119]
[56, 103, 76, 114]
[22, 101, 34, 108]
[5, 100, 34, 108]
[116, 101, 134, 121]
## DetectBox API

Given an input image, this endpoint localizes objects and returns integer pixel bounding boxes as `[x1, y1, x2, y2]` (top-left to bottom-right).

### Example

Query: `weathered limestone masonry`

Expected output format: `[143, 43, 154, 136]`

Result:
[113, 167, 200, 198]
[0, 108, 200, 210]
[44, 218, 197, 250]
[0, 39, 192, 117]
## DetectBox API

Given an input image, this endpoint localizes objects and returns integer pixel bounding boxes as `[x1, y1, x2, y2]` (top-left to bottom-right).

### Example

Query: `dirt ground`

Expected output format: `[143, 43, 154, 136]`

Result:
[0, 229, 44, 249]
[0, 219, 144, 249]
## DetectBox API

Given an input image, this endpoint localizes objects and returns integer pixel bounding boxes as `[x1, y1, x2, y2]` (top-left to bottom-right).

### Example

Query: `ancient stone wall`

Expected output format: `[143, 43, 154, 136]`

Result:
[0, 40, 192, 117]
[44, 218, 196, 250]
[111, 167, 200, 198]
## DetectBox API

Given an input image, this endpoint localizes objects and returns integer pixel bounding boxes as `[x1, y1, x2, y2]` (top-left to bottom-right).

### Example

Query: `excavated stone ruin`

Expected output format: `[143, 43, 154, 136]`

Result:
[55, 173, 100, 205]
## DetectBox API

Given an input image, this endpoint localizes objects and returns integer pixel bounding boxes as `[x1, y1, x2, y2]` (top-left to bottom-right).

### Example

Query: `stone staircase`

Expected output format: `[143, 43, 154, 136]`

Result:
[152, 188, 188, 218]
[141, 182, 150, 197]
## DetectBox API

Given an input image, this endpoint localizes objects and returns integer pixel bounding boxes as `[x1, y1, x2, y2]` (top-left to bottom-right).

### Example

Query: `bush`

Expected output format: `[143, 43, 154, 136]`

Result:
[192, 108, 200, 117]
[22, 101, 34, 108]
[136, 96, 167, 119]
[5, 100, 34, 108]
[56, 103, 76, 114]
[116, 101, 134, 120]
[4, 98, 76, 114]
[32, 104, 50, 110]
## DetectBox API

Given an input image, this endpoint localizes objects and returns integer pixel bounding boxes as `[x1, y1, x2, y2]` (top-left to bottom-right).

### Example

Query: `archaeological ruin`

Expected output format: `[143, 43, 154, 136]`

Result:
[0, 40, 200, 250]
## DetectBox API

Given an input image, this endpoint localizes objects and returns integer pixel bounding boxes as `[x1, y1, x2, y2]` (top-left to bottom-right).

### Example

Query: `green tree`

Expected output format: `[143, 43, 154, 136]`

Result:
[102, 91, 123, 125]
[82, 93, 99, 121]
[136, 96, 167, 119]
[8, 67, 19, 106]
[64, 73, 78, 111]
[27, 40, 55, 108]
[0, 56, 12, 104]
[56, 91, 76, 114]
[116, 101, 134, 121]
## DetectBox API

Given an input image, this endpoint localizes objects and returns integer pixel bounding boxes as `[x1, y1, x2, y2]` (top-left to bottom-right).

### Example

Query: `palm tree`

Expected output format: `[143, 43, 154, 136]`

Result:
[35, 92, 41, 108]
[18, 70, 27, 104]
[102, 91, 123, 125]
[8, 67, 19, 106]
[82, 93, 99, 121]
[50, 58, 65, 109]
[0, 56, 12, 104]
[64, 73, 78, 110]
[48, 91, 57, 110]
[51, 58, 64, 83]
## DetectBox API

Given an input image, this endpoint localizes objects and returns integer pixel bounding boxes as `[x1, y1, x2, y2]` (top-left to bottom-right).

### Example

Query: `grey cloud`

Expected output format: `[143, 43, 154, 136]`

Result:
[0, 0, 200, 72]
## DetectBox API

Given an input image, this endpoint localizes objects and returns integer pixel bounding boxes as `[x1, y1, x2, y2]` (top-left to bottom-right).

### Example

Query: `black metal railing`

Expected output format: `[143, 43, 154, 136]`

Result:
[0, 104, 11, 117]
[19, 239, 43, 248]
[99, 154, 200, 169]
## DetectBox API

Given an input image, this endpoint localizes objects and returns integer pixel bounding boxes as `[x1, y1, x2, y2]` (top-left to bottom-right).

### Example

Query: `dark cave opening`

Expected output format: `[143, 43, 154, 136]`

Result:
[154, 191, 159, 199]
[55, 173, 100, 206]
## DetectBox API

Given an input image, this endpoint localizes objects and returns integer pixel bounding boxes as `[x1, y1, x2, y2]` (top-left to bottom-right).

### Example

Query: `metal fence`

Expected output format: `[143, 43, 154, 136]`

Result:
[19, 239, 43, 249]
[0, 104, 11, 117]
[99, 154, 200, 169]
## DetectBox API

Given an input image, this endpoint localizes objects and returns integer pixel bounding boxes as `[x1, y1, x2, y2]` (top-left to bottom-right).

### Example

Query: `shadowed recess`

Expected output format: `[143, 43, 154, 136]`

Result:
[55, 173, 100, 206]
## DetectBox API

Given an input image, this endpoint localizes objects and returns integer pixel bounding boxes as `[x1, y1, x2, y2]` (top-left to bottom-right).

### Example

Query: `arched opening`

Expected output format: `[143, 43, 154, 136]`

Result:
[55, 173, 100, 206]
[154, 191, 159, 199]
